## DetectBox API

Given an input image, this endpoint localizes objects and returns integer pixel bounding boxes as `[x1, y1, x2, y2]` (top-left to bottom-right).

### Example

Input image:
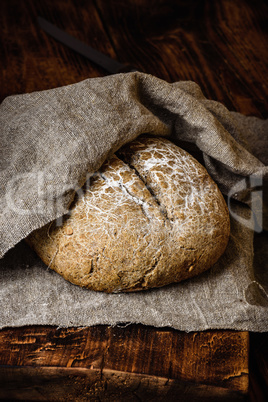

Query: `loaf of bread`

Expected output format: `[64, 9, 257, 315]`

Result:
[26, 135, 230, 292]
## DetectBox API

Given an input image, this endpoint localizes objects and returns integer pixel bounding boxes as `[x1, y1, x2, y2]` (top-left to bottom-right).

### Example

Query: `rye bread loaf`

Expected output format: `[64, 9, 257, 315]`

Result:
[26, 135, 230, 293]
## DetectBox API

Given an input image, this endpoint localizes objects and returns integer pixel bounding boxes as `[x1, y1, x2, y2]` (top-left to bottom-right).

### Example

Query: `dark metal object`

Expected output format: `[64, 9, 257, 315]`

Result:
[37, 17, 136, 74]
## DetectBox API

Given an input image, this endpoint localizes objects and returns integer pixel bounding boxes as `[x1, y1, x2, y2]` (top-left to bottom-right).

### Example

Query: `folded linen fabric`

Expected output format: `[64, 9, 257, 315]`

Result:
[0, 72, 267, 331]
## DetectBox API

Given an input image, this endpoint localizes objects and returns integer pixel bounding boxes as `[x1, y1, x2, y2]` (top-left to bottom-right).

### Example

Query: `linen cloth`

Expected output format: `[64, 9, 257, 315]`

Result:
[0, 72, 267, 331]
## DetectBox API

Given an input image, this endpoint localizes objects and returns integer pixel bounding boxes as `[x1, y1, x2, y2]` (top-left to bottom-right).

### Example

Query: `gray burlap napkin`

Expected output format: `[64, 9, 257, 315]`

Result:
[0, 72, 267, 331]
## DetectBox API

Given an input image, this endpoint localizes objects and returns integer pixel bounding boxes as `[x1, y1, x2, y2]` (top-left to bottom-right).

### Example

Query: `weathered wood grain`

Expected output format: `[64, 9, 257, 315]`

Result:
[0, 366, 247, 402]
[0, 0, 267, 117]
[0, 325, 249, 393]
[0, 0, 111, 101]
[95, 0, 268, 117]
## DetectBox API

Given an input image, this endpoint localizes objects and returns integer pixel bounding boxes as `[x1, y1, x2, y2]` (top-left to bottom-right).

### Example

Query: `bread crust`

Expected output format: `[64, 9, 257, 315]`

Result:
[26, 136, 230, 292]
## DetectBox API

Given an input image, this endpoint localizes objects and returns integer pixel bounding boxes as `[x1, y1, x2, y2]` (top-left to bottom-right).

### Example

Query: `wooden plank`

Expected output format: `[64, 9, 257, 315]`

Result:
[0, 0, 115, 101]
[95, 0, 268, 117]
[0, 366, 247, 401]
[0, 325, 249, 394]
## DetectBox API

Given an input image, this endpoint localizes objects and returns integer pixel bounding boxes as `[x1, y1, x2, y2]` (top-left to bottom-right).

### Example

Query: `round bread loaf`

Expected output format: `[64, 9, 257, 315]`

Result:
[26, 135, 230, 292]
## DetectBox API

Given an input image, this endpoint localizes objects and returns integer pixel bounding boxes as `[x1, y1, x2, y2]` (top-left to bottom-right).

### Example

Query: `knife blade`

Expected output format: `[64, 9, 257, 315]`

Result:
[37, 16, 136, 74]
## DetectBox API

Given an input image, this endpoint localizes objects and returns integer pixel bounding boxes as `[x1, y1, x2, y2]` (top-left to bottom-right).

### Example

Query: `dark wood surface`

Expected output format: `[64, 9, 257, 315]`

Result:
[0, 326, 249, 401]
[0, 0, 267, 400]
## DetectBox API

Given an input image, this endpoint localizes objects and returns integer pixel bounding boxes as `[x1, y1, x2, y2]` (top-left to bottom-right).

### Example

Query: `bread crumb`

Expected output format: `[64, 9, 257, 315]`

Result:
[65, 227, 73, 235]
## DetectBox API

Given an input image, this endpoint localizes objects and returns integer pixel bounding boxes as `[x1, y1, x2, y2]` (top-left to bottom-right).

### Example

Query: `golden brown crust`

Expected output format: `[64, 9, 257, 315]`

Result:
[26, 136, 230, 292]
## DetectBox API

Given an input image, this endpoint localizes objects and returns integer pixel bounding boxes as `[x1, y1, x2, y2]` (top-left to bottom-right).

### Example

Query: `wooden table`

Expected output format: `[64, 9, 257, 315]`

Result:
[0, 0, 267, 400]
